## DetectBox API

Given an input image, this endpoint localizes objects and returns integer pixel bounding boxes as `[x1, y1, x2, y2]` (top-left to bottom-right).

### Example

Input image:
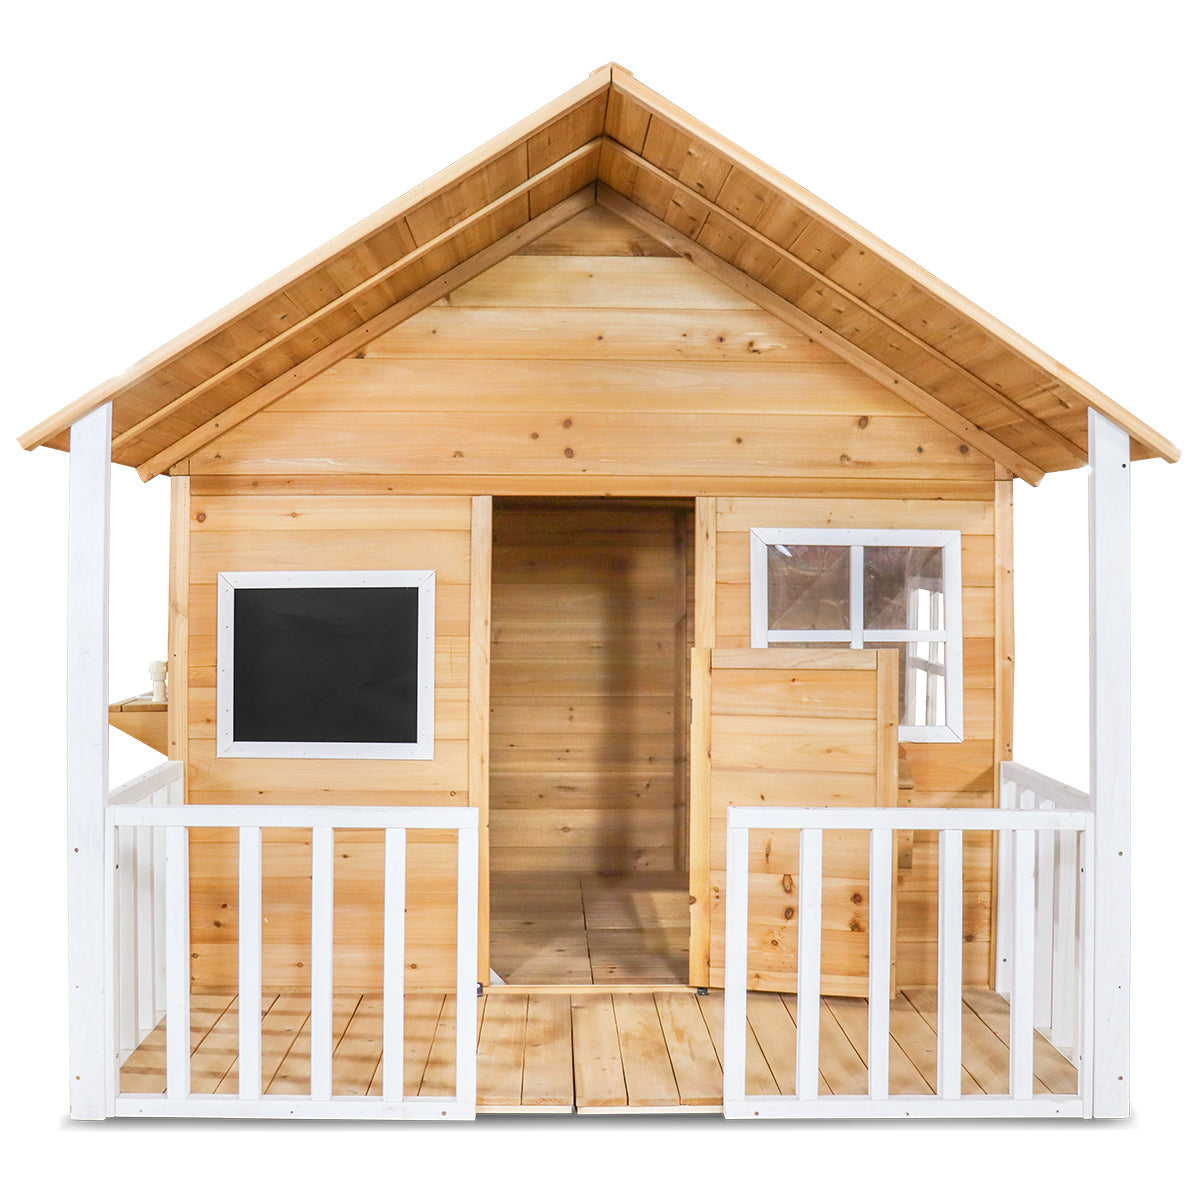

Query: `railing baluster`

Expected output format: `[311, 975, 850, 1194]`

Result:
[310, 827, 335, 1101]
[1034, 822, 1055, 1029]
[937, 828, 963, 1099]
[868, 826, 893, 1100]
[238, 826, 263, 1101]
[795, 828, 823, 1100]
[382, 828, 407, 1101]
[1010, 828, 1036, 1099]
[723, 824, 750, 1106]
[116, 823, 138, 1058]
[456, 823, 480, 1112]
[135, 821, 155, 1040]
[1051, 830, 1078, 1055]
[164, 824, 191, 1099]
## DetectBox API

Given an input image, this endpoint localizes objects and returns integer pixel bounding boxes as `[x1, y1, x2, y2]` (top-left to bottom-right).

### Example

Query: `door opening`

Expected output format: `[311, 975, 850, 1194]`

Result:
[489, 498, 694, 985]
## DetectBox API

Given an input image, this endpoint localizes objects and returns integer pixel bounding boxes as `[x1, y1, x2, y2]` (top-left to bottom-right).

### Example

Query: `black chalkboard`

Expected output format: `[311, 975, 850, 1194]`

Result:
[232, 586, 420, 745]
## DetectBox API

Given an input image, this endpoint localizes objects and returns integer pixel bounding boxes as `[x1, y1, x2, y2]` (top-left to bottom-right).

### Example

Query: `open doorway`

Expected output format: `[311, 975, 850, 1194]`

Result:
[489, 498, 694, 984]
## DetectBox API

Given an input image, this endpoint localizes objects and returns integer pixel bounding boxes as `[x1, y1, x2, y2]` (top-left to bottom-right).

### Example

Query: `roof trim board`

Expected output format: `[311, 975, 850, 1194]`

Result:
[17, 63, 1179, 476]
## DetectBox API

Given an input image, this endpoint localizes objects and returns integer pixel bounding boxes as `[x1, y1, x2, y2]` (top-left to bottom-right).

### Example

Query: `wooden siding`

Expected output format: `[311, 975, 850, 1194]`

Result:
[173, 207, 1007, 994]
[489, 501, 691, 877]
[185, 492, 477, 991]
[711, 496, 998, 987]
[189, 208, 995, 486]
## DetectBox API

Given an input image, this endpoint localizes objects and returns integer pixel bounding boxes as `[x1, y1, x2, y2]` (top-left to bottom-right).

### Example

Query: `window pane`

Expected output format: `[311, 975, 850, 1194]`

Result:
[863, 546, 944, 631]
[767, 544, 851, 630]
[868, 641, 946, 728]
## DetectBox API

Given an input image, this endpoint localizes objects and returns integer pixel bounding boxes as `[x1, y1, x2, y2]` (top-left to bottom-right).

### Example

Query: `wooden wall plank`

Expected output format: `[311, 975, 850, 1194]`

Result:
[190, 411, 993, 479]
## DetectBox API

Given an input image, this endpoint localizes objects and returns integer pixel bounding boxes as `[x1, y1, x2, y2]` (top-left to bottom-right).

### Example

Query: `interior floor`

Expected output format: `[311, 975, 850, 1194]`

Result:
[490, 871, 690, 986]
[119, 987, 1078, 1112]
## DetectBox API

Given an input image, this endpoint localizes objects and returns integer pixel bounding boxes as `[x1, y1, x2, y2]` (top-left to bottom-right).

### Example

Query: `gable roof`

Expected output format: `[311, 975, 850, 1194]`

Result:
[18, 63, 1179, 485]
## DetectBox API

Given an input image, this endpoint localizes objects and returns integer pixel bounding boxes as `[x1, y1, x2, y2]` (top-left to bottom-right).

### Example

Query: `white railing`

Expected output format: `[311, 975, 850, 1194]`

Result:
[104, 767, 479, 1120]
[998, 762, 1094, 1071]
[105, 761, 184, 1076]
[724, 802, 1093, 1118]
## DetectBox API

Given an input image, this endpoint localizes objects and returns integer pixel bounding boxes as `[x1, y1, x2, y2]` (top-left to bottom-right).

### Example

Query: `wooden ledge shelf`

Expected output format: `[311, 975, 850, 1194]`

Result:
[108, 694, 168, 755]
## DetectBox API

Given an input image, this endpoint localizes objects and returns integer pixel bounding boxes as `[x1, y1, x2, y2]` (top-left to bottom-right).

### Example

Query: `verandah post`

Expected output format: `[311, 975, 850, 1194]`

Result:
[1088, 408, 1132, 1118]
[66, 403, 112, 1119]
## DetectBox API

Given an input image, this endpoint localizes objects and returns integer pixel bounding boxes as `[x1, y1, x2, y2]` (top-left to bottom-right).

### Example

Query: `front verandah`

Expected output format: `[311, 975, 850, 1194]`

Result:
[118, 985, 1077, 1114]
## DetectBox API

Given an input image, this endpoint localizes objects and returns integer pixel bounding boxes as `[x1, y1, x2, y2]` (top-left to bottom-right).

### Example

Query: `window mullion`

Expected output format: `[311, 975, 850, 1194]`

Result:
[850, 544, 864, 649]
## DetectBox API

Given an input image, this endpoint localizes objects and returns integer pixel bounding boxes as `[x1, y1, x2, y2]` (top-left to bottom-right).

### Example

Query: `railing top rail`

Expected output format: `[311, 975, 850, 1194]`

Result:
[106, 803, 480, 831]
[1000, 762, 1092, 811]
[106, 760, 185, 807]
[727, 807, 1090, 832]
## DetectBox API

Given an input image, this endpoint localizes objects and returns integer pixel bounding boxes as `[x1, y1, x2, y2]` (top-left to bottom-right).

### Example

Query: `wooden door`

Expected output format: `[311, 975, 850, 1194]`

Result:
[690, 648, 899, 997]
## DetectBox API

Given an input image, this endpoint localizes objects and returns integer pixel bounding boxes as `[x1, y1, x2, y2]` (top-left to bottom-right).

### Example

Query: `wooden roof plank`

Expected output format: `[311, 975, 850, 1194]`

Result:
[596, 185, 1046, 486]
[133, 187, 596, 480]
[17, 69, 612, 452]
[608, 66, 1178, 464]
[112, 140, 602, 458]
[603, 138, 1087, 466]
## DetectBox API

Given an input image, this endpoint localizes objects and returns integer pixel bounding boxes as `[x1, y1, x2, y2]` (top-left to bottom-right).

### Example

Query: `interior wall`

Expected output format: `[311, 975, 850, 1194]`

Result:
[489, 499, 692, 876]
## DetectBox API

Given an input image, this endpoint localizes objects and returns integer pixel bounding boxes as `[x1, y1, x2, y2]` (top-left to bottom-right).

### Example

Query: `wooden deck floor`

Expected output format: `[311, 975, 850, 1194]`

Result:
[490, 872, 690, 986]
[120, 987, 1077, 1113]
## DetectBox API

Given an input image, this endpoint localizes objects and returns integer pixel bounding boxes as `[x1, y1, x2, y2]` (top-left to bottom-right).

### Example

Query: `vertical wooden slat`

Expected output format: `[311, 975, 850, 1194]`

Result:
[67, 404, 111, 1119]
[135, 822, 155, 1038]
[167, 476, 189, 774]
[1051, 830, 1078, 1055]
[237, 826, 263, 1100]
[694, 497, 717, 649]
[164, 824, 191, 1100]
[795, 828, 823, 1100]
[116, 825, 137, 1057]
[689, 648, 713, 987]
[1088, 408, 1131, 1118]
[1079, 819, 1096, 1112]
[723, 823, 750, 1105]
[456, 823, 480, 1112]
[868, 827, 893, 1100]
[1034, 826, 1055, 1028]
[382, 828, 407, 1101]
[936, 828, 963, 1099]
[994, 775, 1016, 996]
[310, 826, 335, 1100]
[1009, 828, 1036, 1099]
[469, 495, 492, 982]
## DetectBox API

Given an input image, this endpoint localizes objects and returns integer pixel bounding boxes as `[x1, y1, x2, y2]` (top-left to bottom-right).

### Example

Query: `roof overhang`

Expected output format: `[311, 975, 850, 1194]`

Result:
[18, 64, 1180, 483]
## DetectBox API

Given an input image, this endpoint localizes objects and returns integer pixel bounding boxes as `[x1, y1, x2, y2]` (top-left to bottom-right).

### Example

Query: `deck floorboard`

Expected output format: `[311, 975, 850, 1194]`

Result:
[119, 986, 1076, 1112]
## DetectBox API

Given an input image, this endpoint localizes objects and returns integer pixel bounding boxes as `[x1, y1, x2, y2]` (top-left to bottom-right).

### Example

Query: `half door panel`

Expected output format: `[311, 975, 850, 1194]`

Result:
[693, 648, 899, 996]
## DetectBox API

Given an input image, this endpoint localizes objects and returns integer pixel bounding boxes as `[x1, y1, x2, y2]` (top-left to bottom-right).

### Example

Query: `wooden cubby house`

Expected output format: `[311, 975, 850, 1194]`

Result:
[20, 64, 1178, 1121]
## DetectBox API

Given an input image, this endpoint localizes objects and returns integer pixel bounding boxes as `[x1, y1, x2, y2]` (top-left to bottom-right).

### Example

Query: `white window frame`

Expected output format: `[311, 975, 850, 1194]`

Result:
[217, 570, 436, 759]
[749, 528, 963, 743]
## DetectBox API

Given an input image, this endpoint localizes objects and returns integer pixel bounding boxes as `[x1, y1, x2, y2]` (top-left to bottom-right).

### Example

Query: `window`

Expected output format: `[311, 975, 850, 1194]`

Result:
[216, 570, 435, 759]
[749, 529, 963, 742]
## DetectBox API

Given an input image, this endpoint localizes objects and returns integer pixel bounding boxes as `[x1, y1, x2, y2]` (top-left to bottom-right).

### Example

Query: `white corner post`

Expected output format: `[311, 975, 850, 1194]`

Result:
[1088, 408, 1131, 1118]
[67, 403, 113, 1119]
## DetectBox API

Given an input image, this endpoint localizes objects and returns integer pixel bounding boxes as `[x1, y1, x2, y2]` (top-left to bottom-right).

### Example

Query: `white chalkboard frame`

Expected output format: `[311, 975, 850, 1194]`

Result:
[216, 569, 436, 759]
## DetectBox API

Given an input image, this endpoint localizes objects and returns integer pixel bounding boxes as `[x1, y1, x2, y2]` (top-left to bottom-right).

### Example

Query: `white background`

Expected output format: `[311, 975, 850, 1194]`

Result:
[2, 0, 1195, 1191]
